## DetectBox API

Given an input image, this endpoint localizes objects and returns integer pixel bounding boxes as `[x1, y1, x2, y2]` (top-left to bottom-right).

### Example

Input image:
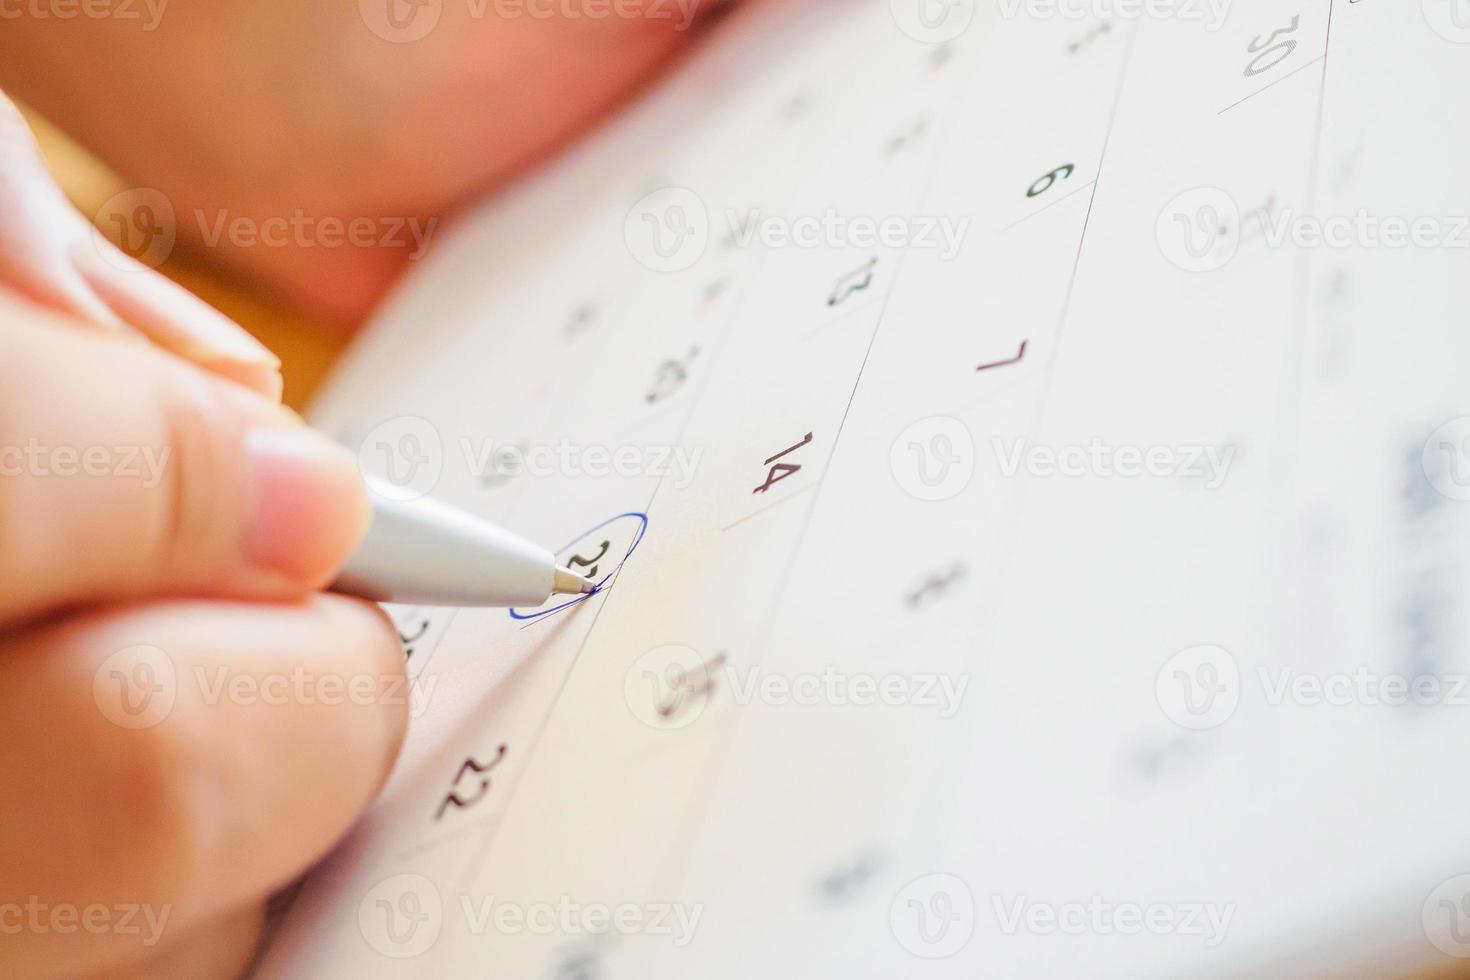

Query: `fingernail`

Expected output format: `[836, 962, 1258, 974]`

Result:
[211, 359, 286, 403]
[246, 426, 369, 587]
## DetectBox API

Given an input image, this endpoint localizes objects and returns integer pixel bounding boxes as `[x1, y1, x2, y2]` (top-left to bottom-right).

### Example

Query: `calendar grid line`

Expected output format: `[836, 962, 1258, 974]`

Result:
[645, 14, 1009, 911]
[412, 241, 779, 974]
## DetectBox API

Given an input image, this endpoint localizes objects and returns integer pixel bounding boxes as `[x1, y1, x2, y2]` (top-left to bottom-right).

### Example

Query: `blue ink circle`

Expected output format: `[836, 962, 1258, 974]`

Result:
[509, 512, 649, 621]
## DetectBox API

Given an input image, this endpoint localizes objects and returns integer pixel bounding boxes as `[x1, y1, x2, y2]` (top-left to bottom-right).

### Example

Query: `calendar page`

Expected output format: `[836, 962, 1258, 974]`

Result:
[257, 0, 1470, 976]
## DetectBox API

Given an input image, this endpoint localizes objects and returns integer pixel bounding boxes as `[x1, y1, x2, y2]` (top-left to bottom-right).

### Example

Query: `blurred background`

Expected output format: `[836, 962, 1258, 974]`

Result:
[19, 103, 345, 412]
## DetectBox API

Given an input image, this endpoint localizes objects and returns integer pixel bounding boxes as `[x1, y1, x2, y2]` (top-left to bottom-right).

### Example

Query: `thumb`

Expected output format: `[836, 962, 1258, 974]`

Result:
[0, 289, 367, 625]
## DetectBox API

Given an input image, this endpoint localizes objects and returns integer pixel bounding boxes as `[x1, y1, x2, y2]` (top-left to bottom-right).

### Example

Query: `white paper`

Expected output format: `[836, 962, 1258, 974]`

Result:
[257, 1, 1470, 976]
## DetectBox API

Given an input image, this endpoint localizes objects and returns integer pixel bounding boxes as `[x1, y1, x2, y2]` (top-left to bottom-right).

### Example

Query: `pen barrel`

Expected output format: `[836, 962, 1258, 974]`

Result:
[334, 480, 555, 607]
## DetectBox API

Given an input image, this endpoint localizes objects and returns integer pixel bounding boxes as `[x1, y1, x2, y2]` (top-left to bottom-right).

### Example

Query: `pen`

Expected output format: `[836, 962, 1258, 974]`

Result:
[331, 478, 596, 607]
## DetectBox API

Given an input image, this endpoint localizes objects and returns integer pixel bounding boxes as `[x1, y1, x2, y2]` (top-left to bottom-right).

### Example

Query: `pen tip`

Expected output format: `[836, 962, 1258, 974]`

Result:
[552, 565, 597, 596]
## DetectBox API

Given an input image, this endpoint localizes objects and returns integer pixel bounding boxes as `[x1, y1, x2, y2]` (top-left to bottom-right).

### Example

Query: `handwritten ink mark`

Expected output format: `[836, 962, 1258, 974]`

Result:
[907, 563, 968, 609]
[567, 540, 611, 580]
[753, 432, 814, 495]
[398, 618, 430, 659]
[828, 258, 879, 307]
[977, 340, 1028, 373]
[434, 745, 509, 821]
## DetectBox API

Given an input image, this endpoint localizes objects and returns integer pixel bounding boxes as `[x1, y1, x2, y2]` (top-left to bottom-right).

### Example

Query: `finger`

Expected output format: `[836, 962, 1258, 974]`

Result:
[0, 91, 280, 396]
[80, 903, 266, 980]
[0, 91, 126, 329]
[73, 244, 283, 400]
[0, 290, 366, 624]
[0, 595, 406, 979]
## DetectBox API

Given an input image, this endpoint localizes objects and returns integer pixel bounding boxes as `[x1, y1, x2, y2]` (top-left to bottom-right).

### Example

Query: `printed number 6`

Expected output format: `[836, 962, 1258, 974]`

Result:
[1027, 164, 1075, 199]
[1245, 15, 1300, 77]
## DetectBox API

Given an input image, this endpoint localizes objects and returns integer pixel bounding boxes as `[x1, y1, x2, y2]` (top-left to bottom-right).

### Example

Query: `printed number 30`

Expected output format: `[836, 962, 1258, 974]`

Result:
[1245, 15, 1299, 77]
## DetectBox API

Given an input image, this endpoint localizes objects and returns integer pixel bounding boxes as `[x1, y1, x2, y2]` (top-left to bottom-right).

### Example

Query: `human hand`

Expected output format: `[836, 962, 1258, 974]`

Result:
[0, 93, 407, 979]
[0, 95, 285, 398]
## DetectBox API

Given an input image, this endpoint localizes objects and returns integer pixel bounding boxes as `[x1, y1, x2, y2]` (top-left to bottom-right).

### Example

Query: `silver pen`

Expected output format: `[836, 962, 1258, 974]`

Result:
[332, 478, 596, 607]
